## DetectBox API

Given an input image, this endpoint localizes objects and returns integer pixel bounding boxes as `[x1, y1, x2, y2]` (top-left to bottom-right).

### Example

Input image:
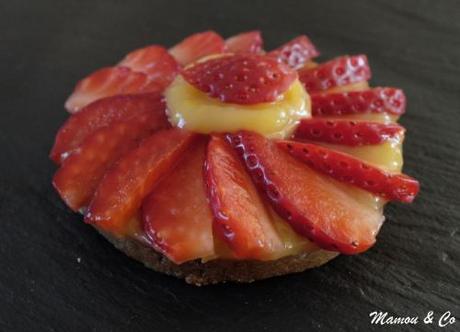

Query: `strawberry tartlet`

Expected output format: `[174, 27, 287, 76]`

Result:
[51, 31, 419, 285]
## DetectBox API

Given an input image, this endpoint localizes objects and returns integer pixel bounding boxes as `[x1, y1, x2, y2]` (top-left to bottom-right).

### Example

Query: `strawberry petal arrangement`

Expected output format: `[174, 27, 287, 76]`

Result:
[51, 30, 419, 285]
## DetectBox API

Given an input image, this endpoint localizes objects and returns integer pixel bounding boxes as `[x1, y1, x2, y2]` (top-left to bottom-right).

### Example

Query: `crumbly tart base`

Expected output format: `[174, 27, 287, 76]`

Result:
[97, 228, 339, 286]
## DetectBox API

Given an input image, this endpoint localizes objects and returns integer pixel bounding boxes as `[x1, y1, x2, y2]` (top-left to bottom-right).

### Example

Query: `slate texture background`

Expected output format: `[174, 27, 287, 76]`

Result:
[0, 0, 459, 331]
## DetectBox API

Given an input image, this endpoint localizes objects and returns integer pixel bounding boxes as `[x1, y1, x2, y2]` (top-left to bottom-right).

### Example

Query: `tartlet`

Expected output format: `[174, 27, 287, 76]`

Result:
[51, 31, 419, 285]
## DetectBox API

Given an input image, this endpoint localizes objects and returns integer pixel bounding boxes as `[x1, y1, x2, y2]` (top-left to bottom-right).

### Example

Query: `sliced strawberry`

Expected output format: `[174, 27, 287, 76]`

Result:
[142, 137, 215, 264]
[205, 135, 283, 260]
[182, 54, 297, 104]
[118, 45, 179, 88]
[299, 55, 371, 93]
[169, 31, 225, 66]
[85, 129, 195, 234]
[293, 119, 404, 146]
[225, 30, 263, 54]
[53, 121, 153, 211]
[227, 131, 383, 254]
[268, 35, 319, 69]
[65, 67, 163, 113]
[50, 93, 168, 164]
[312, 88, 406, 116]
[277, 141, 420, 203]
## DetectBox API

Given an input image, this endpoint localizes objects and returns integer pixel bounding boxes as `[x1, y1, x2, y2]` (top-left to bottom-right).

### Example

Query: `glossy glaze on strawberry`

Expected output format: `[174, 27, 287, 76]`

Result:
[143, 137, 215, 263]
[205, 135, 284, 260]
[227, 131, 383, 254]
[53, 121, 153, 211]
[51, 31, 419, 265]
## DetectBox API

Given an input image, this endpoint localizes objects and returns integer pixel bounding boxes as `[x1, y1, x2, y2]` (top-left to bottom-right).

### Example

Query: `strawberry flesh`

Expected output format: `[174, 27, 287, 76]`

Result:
[142, 137, 215, 264]
[85, 129, 195, 234]
[53, 121, 154, 211]
[205, 135, 283, 260]
[225, 30, 263, 54]
[293, 119, 404, 146]
[118, 45, 179, 89]
[312, 87, 406, 116]
[299, 55, 371, 92]
[227, 131, 383, 254]
[278, 141, 420, 203]
[65, 67, 163, 113]
[268, 35, 319, 69]
[169, 31, 225, 66]
[50, 93, 168, 164]
[182, 54, 297, 104]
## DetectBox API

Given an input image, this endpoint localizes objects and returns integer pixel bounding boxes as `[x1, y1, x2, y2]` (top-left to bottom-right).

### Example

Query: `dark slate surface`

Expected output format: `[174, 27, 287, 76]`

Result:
[1, 0, 459, 331]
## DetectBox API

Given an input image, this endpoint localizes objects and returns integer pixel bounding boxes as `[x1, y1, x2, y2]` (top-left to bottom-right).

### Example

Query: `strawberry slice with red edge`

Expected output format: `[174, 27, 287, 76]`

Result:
[142, 137, 215, 264]
[51, 93, 168, 164]
[299, 55, 371, 92]
[85, 129, 196, 234]
[227, 131, 384, 254]
[268, 35, 319, 69]
[182, 54, 297, 104]
[225, 30, 263, 54]
[277, 141, 420, 203]
[169, 30, 225, 66]
[205, 135, 284, 260]
[118, 45, 179, 88]
[53, 121, 155, 212]
[312, 87, 406, 116]
[65, 67, 163, 113]
[293, 119, 405, 146]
